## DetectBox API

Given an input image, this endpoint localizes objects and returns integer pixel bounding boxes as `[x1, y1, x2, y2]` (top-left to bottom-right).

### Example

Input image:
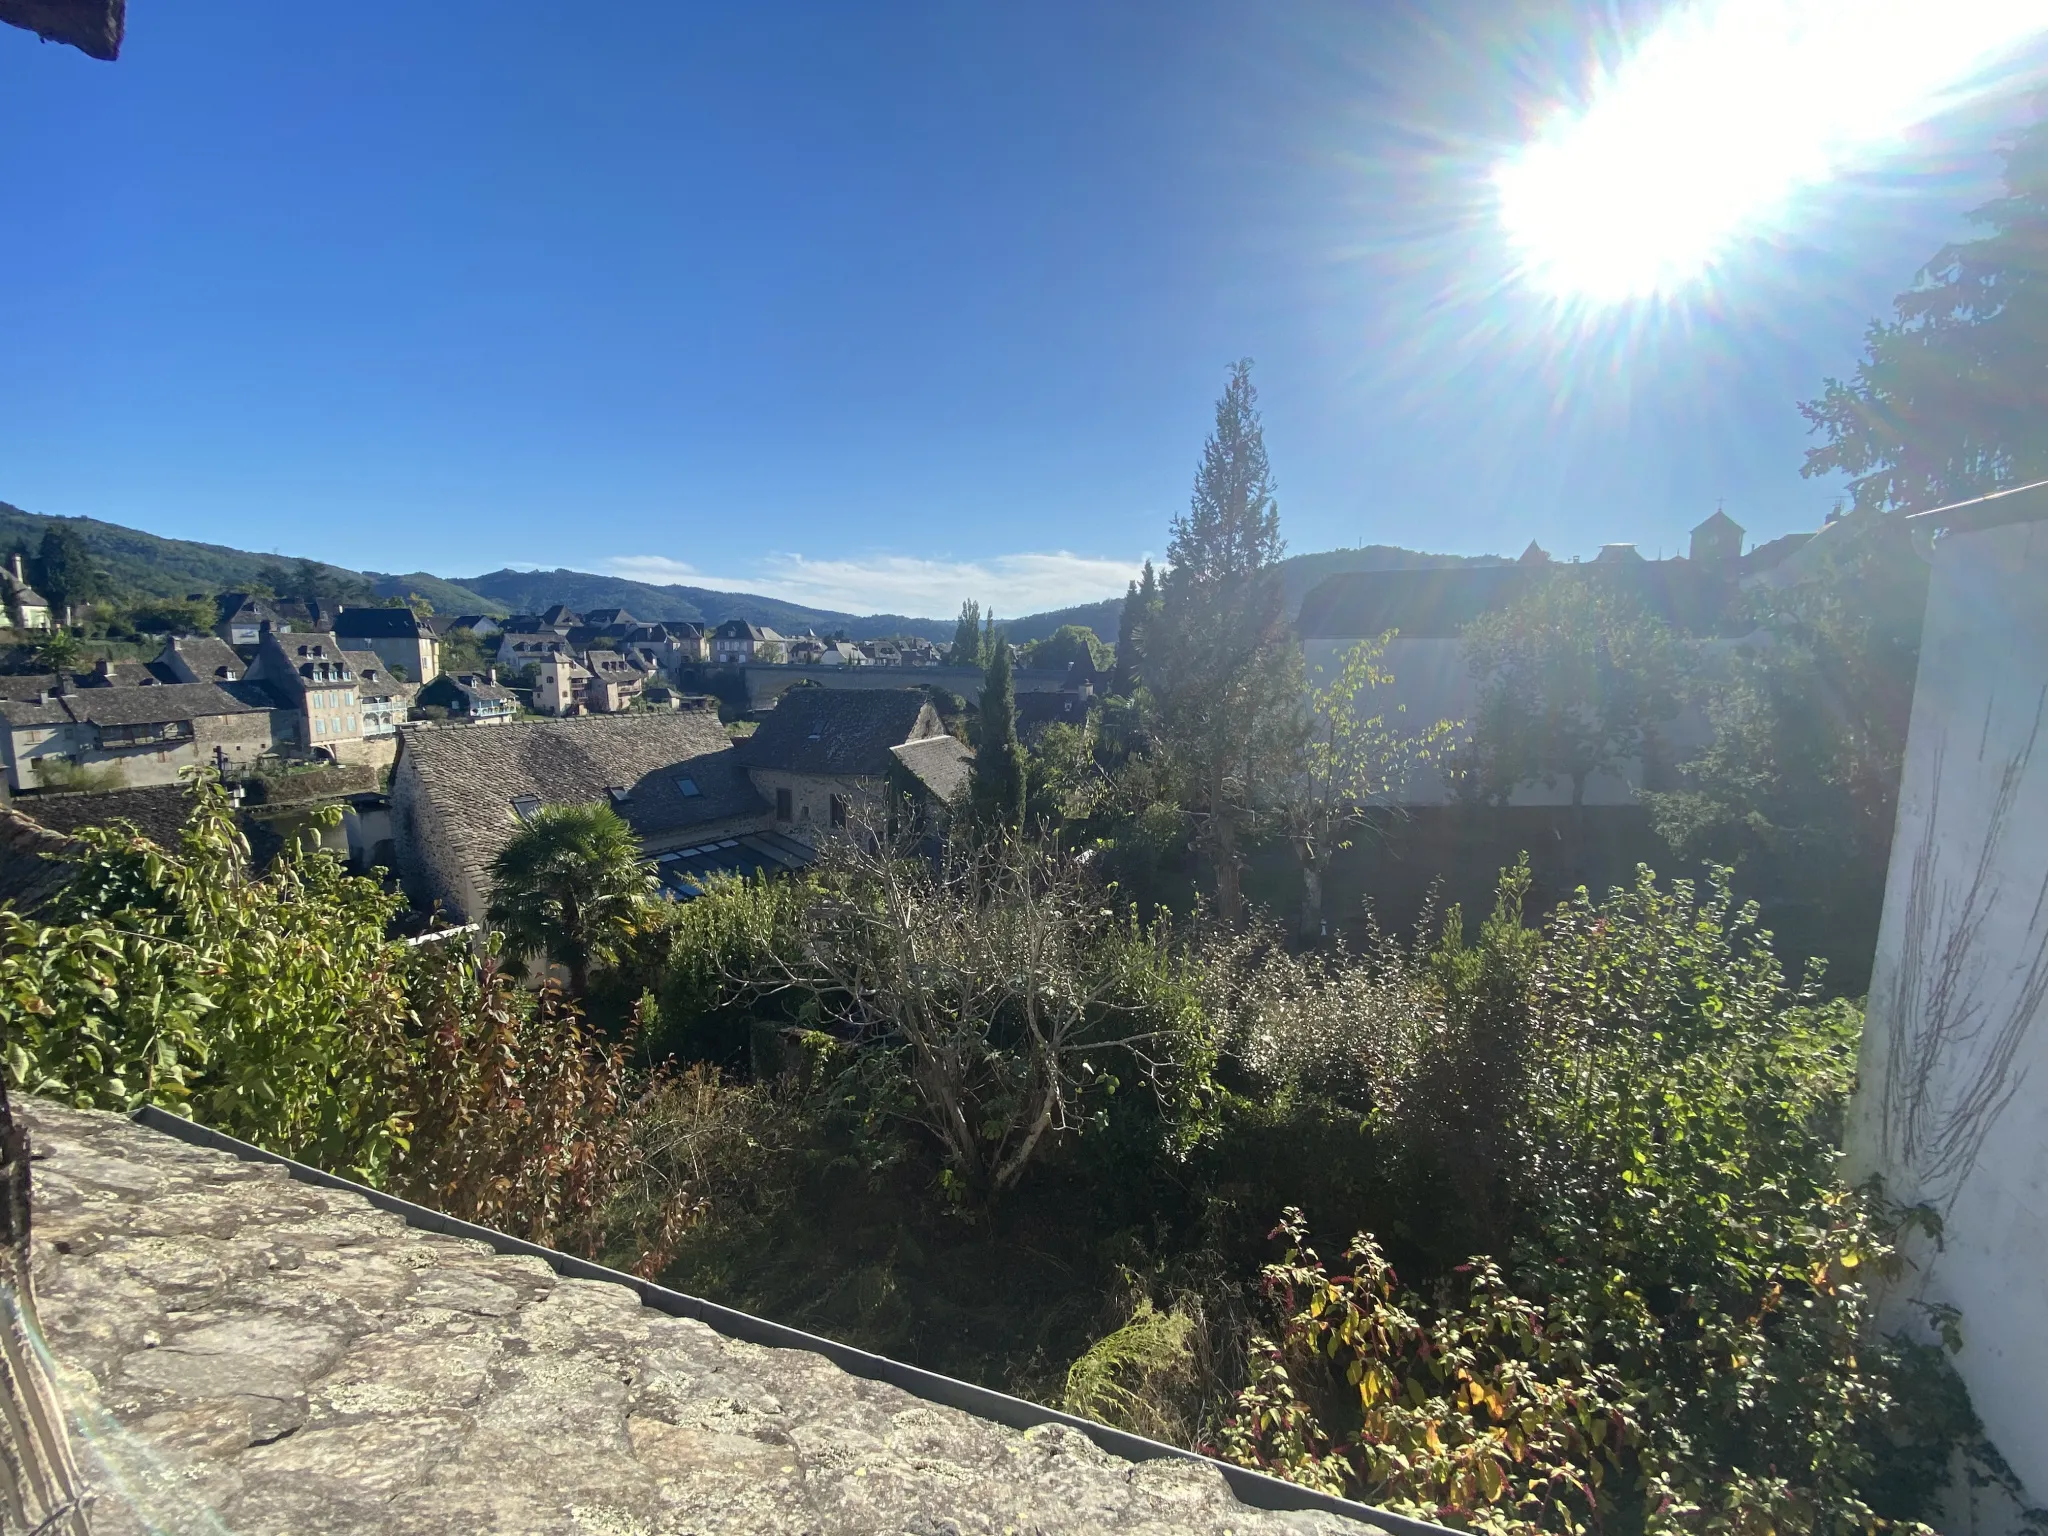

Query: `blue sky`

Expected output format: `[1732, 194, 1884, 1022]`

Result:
[1, 3, 2042, 617]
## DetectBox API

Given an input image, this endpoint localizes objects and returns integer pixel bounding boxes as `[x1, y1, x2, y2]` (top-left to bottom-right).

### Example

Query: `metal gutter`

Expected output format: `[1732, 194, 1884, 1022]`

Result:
[1902, 479, 2048, 531]
[133, 1104, 1456, 1536]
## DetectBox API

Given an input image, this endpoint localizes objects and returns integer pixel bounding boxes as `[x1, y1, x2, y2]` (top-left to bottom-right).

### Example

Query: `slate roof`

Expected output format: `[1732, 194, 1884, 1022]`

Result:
[340, 650, 417, 700]
[160, 635, 248, 682]
[335, 606, 433, 639]
[1015, 692, 1094, 735]
[889, 734, 974, 805]
[0, 807, 77, 910]
[0, 673, 63, 702]
[398, 713, 767, 903]
[739, 687, 940, 777]
[583, 608, 635, 627]
[0, 681, 266, 729]
[23, 783, 199, 846]
[79, 659, 162, 688]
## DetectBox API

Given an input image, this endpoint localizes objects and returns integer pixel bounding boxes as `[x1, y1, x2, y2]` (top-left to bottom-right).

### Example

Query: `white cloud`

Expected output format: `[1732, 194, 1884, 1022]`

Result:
[600, 550, 1142, 619]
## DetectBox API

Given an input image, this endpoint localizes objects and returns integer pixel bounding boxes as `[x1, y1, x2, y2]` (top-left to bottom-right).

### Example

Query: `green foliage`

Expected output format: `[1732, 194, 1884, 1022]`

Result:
[486, 802, 656, 994]
[33, 630, 82, 675]
[1460, 572, 1687, 808]
[3, 777, 412, 1178]
[1214, 864, 1987, 1534]
[968, 633, 1027, 833]
[1648, 508, 1926, 938]
[1801, 108, 2048, 511]
[32, 524, 105, 619]
[1147, 360, 1306, 925]
[1112, 561, 1162, 694]
[949, 599, 984, 668]
[1018, 624, 1109, 674]
[1062, 1297, 1202, 1442]
[124, 596, 218, 635]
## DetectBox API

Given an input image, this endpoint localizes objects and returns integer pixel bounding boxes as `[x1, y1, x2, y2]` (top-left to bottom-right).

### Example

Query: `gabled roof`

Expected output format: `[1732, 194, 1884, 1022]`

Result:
[739, 687, 939, 777]
[889, 734, 973, 805]
[0, 681, 266, 729]
[583, 608, 635, 627]
[1693, 508, 1745, 538]
[159, 635, 246, 682]
[447, 615, 499, 632]
[335, 606, 432, 639]
[396, 713, 767, 914]
[0, 673, 62, 702]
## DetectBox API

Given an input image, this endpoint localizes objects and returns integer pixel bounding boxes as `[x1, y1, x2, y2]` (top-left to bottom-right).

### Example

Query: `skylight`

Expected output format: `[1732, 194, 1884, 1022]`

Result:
[510, 795, 541, 821]
[675, 776, 702, 797]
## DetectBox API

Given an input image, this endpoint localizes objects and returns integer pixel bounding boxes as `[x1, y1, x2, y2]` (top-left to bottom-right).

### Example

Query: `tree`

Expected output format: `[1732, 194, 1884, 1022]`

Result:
[33, 525, 103, 624]
[1648, 508, 1925, 933]
[1018, 625, 1108, 674]
[486, 803, 655, 995]
[969, 630, 1026, 832]
[1460, 571, 1686, 809]
[1801, 108, 2048, 511]
[1112, 561, 1161, 695]
[1146, 360, 1305, 925]
[33, 630, 82, 675]
[1285, 635, 1457, 942]
[126, 596, 217, 635]
[949, 600, 984, 668]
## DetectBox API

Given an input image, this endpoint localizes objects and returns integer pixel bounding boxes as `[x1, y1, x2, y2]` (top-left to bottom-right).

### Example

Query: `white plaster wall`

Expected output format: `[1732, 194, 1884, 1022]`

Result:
[1846, 517, 2048, 1515]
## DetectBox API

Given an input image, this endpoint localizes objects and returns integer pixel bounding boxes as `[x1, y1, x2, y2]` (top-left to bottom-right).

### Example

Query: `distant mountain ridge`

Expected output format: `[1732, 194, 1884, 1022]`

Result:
[0, 499, 1504, 644]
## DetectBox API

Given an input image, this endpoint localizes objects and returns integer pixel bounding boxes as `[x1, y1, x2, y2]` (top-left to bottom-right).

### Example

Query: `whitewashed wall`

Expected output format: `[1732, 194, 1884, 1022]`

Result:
[1847, 515, 2048, 1517]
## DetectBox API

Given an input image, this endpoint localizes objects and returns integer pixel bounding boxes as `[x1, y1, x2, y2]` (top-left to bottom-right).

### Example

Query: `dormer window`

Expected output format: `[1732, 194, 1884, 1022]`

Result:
[510, 795, 542, 822]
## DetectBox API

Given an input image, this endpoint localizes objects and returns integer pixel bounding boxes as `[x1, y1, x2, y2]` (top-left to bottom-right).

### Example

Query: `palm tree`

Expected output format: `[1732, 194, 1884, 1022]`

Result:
[33, 630, 81, 677]
[486, 803, 655, 994]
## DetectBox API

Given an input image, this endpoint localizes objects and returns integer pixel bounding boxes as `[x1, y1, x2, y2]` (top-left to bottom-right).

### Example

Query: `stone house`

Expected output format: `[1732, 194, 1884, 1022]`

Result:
[533, 653, 591, 717]
[416, 672, 517, 725]
[340, 651, 417, 740]
[389, 710, 781, 922]
[0, 678, 279, 793]
[887, 732, 974, 835]
[3, 554, 50, 631]
[154, 634, 247, 684]
[496, 633, 576, 673]
[738, 686, 948, 843]
[335, 606, 441, 684]
[712, 619, 785, 665]
[445, 614, 501, 640]
[243, 626, 370, 763]
[583, 650, 648, 713]
[215, 594, 290, 647]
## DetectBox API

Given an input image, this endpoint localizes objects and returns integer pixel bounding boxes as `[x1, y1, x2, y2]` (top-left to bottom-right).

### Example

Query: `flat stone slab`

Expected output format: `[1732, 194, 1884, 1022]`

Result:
[23, 1100, 1364, 1535]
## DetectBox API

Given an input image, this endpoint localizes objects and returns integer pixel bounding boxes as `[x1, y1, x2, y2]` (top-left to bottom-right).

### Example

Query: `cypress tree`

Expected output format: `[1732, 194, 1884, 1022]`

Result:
[969, 629, 1026, 832]
[948, 600, 983, 667]
[1113, 560, 1161, 694]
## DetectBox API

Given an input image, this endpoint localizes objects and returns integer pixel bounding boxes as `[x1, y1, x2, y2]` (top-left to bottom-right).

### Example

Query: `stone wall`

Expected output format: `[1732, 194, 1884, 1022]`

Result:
[26, 1098, 1382, 1535]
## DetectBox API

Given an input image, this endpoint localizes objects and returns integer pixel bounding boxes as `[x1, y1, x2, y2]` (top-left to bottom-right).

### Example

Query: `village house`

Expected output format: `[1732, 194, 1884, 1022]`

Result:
[887, 731, 975, 835]
[616, 621, 704, 673]
[737, 686, 951, 842]
[242, 626, 370, 762]
[3, 555, 50, 631]
[388, 710, 796, 922]
[340, 650, 418, 740]
[533, 653, 591, 717]
[416, 671, 517, 725]
[786, 634, 827, 666]
[335, 606, 441, 684]
[496, 632, 576, 672]
[0, 678, 280, 793]
[582, 650, 649, 712]
[153, 634, 246, 684]
[445, 614, 502, 640]
[712, 618, 786, 664]
[215, 593, 286, 647]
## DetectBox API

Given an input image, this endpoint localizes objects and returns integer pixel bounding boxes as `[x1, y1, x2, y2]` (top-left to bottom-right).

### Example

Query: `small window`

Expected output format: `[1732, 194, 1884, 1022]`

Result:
[675, 776, 701, 798]
[830, 794, 847, 828]
[511, 795, 542, 821]
[775, 787, 792, 821]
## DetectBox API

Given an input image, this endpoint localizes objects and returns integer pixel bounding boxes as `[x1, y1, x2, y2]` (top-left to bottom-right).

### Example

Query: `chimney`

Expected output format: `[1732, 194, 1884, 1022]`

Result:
[8, 554, 22, 582]
[259, 619, 274, 638]
[488, 667, 498, 686]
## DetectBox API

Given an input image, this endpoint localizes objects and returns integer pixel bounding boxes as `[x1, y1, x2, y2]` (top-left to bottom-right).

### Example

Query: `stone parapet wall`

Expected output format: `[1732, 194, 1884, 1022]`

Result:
[27, 1099, 1379, 1535]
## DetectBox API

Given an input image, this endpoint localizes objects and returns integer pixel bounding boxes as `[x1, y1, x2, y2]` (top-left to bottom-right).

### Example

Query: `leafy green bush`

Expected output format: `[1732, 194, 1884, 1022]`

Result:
[1212, 865, 1987, 1534]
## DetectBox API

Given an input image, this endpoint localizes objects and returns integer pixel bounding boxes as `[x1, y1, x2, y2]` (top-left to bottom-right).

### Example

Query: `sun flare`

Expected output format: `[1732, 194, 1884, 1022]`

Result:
[1495, 0, 2045, 303]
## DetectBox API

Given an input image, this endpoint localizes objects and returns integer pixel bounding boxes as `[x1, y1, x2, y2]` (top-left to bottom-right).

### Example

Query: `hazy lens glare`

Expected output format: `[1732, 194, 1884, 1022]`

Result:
[1496, 0, 2045, 302]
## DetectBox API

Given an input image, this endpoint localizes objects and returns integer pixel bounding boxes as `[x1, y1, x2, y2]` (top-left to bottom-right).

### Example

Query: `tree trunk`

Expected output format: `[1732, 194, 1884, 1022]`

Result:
[0, 1079, 94, 1535]
[1299, 854, 1325, 946]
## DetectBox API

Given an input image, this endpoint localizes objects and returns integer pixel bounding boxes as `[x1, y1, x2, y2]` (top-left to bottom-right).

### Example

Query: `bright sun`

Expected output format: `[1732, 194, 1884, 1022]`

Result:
[1495, 0, 2045, 303]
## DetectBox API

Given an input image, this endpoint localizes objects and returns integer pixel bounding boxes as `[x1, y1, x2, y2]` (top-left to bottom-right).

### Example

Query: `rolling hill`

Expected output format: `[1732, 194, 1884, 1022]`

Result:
[1, 498, 1504, 644]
